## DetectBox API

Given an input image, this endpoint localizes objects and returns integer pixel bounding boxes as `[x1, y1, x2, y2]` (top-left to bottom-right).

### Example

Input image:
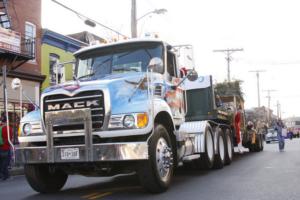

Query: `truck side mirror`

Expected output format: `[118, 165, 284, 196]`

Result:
[187, 70, 198, 81]
[171, 69, 199, 90]
[11, 78, 21, 90]
[148, 57, 163, 74]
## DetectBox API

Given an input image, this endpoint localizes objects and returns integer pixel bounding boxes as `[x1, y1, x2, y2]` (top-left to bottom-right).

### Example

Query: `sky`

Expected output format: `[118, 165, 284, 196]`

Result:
[42, 0, 300, 118]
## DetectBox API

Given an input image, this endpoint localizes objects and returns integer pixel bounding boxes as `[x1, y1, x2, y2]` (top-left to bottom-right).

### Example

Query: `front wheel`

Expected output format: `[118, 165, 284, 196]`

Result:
[24, 164, 68, 193]
[138, 124, 174, 193]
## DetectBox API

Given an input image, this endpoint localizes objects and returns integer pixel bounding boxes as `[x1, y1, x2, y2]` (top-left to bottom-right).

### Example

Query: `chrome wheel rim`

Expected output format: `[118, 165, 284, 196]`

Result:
[156, 137, 173, 182]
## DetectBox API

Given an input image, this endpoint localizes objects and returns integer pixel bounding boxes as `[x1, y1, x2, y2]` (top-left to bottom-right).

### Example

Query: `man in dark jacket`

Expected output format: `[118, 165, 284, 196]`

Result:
[275, 119, 285, 152]
[0, 115, 13, 180]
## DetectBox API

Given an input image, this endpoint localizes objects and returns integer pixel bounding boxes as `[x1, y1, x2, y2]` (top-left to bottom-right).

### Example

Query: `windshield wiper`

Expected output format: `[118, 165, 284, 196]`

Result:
[113, 67, 139, 72]
[78, 72, 95, 80]
[128, 76, 147, 102]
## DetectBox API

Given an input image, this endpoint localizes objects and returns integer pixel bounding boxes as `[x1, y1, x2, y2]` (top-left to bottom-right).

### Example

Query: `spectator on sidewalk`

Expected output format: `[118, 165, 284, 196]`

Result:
[0, 115, 13, 181]
[275, 119, 285, 152]
[287, 129, 293, 140]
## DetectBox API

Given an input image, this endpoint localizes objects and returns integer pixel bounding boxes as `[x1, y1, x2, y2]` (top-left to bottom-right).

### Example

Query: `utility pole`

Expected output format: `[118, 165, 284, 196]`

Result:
[213, 48, 243, 82]
[276, 100, 281, 119]
[276, 101, 281, 119]
[264, 89, 277, 124]
[2, 65, 7, 117]
[131, 0, 137, 38]
[249, 70, 266, 107]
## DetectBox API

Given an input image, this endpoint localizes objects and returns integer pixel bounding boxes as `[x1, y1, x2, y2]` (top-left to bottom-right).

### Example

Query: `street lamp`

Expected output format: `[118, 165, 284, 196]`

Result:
[136, 9, 168, 21]
[131, 5, 168, 38]
[11, 78, 39, 110]
[11, 78, 22, 119]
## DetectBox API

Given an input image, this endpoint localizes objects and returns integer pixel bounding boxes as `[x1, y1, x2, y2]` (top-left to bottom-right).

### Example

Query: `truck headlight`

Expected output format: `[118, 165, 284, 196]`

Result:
[123, 115, 135, 128]
[109, 113, 149, 129]
[20, 121, 43, 136]
[23, 123, 32, 135]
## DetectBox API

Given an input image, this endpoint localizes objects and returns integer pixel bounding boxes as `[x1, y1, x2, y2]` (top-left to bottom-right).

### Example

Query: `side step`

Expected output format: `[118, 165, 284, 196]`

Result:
[182, 154, 200, 162]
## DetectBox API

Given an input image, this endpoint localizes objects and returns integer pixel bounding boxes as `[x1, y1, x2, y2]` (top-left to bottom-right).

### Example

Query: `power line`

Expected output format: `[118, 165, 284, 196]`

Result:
[213, 48, 244, 82]
[51, 0, 129, 38]
[249, 70, 266, 107]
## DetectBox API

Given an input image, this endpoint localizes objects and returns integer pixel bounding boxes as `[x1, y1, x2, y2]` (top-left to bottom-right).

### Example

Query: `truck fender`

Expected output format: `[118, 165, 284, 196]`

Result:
[178, 120, 211, 154]
[152, 98, 176, 131]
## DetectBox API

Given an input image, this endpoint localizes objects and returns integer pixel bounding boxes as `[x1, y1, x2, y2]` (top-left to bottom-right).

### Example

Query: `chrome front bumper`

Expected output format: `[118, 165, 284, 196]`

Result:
[15, 142, 148, 163]
[16, 109, 149, 164]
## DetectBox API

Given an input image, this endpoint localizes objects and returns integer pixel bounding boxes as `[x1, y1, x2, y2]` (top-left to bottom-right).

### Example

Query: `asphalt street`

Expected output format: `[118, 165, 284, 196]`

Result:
[1, 139, 300, 200]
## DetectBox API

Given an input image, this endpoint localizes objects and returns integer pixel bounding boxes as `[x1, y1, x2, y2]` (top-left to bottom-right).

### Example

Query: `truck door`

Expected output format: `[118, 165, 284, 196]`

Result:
[165, 51, 185, 121]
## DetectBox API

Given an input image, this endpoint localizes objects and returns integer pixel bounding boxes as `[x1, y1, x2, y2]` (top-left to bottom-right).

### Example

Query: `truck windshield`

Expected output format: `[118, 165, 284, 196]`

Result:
[76, 43, 163, 80]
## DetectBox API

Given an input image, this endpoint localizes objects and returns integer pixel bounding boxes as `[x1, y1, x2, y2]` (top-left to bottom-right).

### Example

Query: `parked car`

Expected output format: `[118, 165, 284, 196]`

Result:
[266, 128, 278, 143]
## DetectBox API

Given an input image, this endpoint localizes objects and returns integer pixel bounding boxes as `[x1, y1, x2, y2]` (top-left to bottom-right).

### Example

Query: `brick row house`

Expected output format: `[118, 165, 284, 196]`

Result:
[0, 0, 45, 135]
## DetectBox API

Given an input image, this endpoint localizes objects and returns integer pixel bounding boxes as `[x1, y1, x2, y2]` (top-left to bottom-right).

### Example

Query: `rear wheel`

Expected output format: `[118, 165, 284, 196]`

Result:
[224, 129, 233, 165]
[24, 164, 68, 193]
[213, 130, 226, 169]
[138, 124, 174, 193]
[194, 126, 215, 169]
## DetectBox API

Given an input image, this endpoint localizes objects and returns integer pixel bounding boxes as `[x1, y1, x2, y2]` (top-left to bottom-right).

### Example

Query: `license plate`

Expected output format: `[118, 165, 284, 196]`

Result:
[61, 148, 80, 160]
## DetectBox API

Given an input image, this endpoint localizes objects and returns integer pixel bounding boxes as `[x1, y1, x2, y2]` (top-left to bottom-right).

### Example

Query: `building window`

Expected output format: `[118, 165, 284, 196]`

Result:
[49, 54, 63, 85]
[0, 15, 10, 29]
[25, 22, 36, 60]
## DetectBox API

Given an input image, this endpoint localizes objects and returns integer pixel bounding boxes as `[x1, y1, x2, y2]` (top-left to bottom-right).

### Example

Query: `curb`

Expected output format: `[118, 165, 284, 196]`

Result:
[9, 167, 24, 176]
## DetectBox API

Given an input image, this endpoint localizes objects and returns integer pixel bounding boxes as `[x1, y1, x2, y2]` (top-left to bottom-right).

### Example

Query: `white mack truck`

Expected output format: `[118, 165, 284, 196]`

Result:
[15, 39, 258, 193]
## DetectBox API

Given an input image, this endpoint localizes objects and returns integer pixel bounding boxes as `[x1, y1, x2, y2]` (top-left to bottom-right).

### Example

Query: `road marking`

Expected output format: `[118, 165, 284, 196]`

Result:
[81, 192, 100, 199]
[88, 192, 112, 200]
[81, 185, 140, 199]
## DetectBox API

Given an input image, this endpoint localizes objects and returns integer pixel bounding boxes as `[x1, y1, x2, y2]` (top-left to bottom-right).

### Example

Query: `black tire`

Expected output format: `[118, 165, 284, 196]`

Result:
[266, 141, 270, 144]
[138, 124, 174, 193]
[249, 144, 256, 152]
[213, 129, 226, 169]
[224, 129, 233, 165]
[250, 134, 262, 152]
[194, 125, 215, 170]
[24, 164, 68, 193]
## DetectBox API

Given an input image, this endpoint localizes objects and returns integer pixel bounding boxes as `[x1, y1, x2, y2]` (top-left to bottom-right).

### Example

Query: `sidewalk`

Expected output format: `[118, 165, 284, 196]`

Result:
[9, 166, 24, 176]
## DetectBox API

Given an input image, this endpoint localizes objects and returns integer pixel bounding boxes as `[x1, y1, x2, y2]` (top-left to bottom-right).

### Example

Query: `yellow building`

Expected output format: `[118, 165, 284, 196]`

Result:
[41, 29, 87, 90]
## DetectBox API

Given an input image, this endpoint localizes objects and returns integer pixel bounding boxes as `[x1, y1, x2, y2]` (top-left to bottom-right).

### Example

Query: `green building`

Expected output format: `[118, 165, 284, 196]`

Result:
[41, 29, 87, 90]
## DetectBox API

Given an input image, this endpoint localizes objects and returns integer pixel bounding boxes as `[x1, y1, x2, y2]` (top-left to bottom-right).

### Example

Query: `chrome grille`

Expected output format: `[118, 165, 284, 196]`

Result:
[43, 90, 105, 131]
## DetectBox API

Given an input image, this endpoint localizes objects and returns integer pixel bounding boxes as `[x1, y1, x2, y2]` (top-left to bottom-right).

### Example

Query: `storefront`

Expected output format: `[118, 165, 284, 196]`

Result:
[0, 75, 42, 141]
